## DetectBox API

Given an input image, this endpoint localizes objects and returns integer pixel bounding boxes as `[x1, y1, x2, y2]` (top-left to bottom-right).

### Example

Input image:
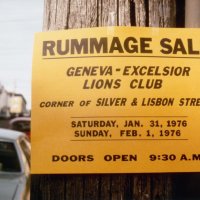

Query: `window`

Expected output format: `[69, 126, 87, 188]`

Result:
[0, 141, 21, 172]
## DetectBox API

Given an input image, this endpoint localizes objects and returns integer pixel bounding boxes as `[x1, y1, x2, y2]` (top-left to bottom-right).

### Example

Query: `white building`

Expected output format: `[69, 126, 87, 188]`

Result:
[0, 83, 27, 118]
[8, 93, 27, 117]
[0, 83, 10, 118]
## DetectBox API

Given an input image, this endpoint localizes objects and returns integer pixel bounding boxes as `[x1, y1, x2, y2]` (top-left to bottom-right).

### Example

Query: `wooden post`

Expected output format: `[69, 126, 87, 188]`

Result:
[185, 0, 200, 27]
[31, 1, 177, 199]
[171, 2, 200, 200]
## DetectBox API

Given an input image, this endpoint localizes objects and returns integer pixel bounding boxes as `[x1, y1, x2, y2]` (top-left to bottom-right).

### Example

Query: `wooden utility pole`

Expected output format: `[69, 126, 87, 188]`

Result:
[31, 1, 178, 199]
[185, 0, 200, 27]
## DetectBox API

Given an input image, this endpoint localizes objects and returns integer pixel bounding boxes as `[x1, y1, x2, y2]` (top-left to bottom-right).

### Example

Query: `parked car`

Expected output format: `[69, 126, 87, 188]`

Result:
[0, 128, 30, 200]
[9, 117, 31, 138]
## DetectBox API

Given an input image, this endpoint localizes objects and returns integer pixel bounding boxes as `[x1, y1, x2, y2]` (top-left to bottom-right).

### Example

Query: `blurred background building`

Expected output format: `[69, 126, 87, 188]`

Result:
[0, 82, 29, 129]
[0, 82, 28, 119]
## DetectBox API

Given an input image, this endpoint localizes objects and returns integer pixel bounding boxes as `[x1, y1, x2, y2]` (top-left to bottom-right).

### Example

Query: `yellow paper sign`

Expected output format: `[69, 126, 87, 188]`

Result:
[32, 27, 200, 174]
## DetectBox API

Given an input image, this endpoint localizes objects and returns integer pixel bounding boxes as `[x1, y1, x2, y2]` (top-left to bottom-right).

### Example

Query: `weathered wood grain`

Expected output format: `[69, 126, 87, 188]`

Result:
[149, 0, 176, 27]
[134, 0, 146, 26]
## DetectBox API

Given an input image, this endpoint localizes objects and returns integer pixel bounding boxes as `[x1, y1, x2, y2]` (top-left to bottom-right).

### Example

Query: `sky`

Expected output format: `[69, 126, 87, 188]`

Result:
[0, 0, 44, 109]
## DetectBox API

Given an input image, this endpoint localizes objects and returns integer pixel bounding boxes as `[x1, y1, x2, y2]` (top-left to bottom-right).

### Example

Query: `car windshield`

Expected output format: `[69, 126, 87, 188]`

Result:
[0, 141, 21, 172]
